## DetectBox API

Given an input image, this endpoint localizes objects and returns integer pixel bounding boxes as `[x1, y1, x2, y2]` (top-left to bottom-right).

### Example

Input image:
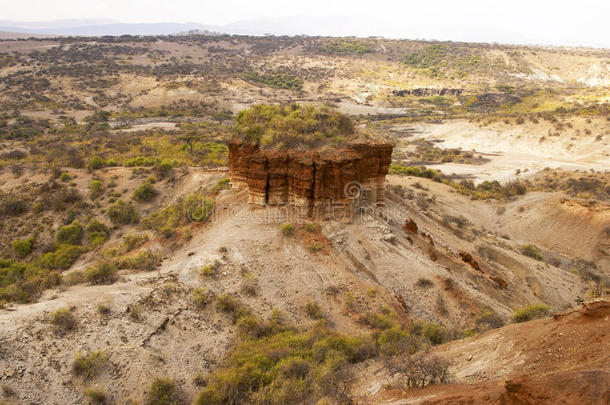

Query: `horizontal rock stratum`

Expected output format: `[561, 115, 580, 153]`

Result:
[229, 140, 393, 217]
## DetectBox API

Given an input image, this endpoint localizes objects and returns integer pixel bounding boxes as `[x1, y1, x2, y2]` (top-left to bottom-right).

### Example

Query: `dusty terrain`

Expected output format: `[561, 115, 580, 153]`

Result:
[0, 34, 608, 404]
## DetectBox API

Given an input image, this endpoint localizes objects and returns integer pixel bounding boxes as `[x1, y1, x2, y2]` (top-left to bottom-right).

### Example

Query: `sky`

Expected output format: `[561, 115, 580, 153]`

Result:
[1, 0, 609, 47]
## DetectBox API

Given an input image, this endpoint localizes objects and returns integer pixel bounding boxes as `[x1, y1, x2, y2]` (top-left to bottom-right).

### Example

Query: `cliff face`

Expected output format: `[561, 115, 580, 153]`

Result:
[229, 141, 393, 217]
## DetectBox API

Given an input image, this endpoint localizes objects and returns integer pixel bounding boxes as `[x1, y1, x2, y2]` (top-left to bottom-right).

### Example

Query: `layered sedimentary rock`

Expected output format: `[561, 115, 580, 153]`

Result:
[392, 88, 463, 97]
[229, 140, 393, 217]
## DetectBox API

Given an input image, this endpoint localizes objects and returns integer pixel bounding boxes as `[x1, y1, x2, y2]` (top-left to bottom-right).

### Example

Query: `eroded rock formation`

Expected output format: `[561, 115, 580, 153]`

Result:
[392, 88, 463, 97]
[229, 140, 393, 217]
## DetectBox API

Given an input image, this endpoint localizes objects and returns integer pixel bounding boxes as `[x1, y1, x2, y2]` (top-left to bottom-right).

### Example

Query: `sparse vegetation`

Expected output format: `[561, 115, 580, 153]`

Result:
[280, 222, 294, 236]
[132, 182, 158, 202]
[234, 104, 355, 150]
[12, 236, 34, 258]
[72, 351, 107, 379]
[520, 244, 543, 260]
[85, 262, 118, 285]
[107, 200, 139, 224]
[83, 387, 106, 404]
[511, 303, 552, 323]
[50, 307, 77, 332]
[145, 378, 179, 405]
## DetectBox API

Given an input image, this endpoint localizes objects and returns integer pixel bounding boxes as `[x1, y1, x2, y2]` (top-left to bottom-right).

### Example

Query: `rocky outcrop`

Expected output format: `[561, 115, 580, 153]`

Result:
[392, 88, 463, 97]
[229, 140, 393, 217]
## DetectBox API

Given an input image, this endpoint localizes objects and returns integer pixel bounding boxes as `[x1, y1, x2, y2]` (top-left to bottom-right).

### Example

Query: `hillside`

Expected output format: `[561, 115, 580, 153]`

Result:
[0, 34, 608, 404]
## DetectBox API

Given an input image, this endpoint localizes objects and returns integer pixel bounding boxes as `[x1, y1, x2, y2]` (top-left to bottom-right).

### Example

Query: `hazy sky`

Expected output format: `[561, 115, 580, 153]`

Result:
[2, 0, 609, 47]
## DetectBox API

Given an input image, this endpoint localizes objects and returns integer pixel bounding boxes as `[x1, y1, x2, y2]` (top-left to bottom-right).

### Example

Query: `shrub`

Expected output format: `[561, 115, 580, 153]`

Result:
[280, 222, 294, 236]
[60, 172, 70, 182]
[89, 180, 104, 199]
[107, 200, 139, 224]
[362, 310, 396, 331]
[415, 278, 434, 288]
[244, 71, 304, 90]
[156, 159, 173, 178]
[305, 301, 324, 319]
[305, 222, 316, 233]
[193, 288, 211, 309]
[132, 183, 158, 202]
[210, 177, 230, 193]
[12, 236, 34, 258]
[475, 311, 505, 330]
[511, 303, 552, 323]
[308, 243, 322, 252]
[520, 244, 543, 260]
[378, 327, 411, 355]
[200, 263, 217, 277]
[116, 250, 161, 271]
[1, 198, 27, 216]
[87, 156, 106, 171]
[72, 351, 107, 379]
[50, 307, 77, 332]
[195, 320, 377, 405]
[216, 293, 250, 322]
[85, 262, 117, 285]
[97, 302, 111, 315]
[147, 377, 178, 405]
[241, 276, 258, 297]
[119, 233, 149, 253]
[393, 353, 451, 388]
[55, 222, 83, 245]
[39, 244, 84, 270]
[85, 219, 110, 247]
[83, 387, 106, 404]
[125, 156, 157, 167]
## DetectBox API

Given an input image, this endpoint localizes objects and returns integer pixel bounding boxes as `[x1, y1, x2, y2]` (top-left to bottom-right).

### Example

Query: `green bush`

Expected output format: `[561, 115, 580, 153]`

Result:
[511, 303, 552, 323]
[60, 172, 71, 182]
[83, 387, 106, 404]
[85, 262, 117, 285]
[388, 164, 443, 182]
[193, 288, 211, 309]
[305, 301, 324, 319]
[156, 159, 173, 177]
[216, 293, 250, 322]
[39, 244, 84, 270]
[87, 156, 106, 171]
[55, 222, 83, 245]
[72, 351, 107, 379]
[132, 182, 158, 202]
[115, 250, 161, 271]
[125, 156, 157, 167]
[147, 377, 178, 405]
[280, 223, 294, 236]
[50, 307, 77, 332]
[520, 244, 543, 260]
[234, 104, 354, 150]
[12, 236, 34, 258]
[107, 200, 139, 224]
[85, 219, 110, 247]
[89, 180, 104, 199]
[195, 320, 377, 405]
[320, 39, 374, 55]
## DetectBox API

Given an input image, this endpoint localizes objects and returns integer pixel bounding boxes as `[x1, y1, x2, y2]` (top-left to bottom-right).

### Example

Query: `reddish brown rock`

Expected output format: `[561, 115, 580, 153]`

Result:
[229, 140, 393, 217]
[404, 218, 418, 234]
[459, 251, 481, 271]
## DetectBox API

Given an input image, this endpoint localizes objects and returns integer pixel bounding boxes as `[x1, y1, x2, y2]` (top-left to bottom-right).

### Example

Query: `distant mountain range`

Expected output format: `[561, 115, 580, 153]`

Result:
[0, 16, 387, 38]
[0, 19, 218, 36]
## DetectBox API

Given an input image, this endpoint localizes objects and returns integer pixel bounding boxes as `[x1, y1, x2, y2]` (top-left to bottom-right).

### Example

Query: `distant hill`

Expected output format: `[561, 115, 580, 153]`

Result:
[0, 20, 214, 36]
